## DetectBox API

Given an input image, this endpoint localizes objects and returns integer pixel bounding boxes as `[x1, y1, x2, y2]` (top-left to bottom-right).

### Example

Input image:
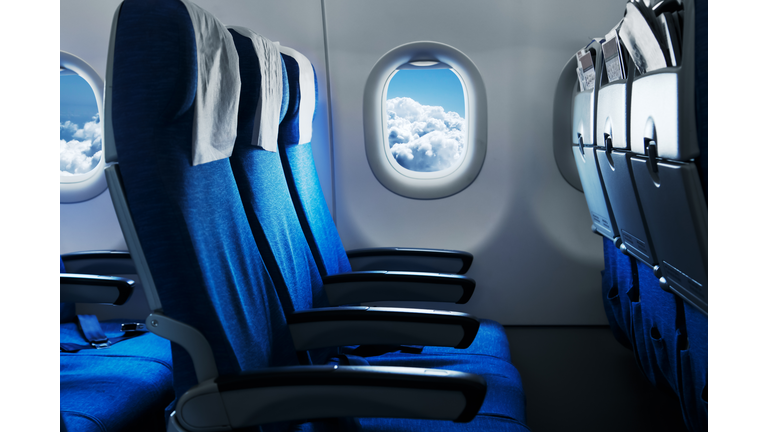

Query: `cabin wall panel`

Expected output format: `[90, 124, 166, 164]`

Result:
[324, 0, 626, 325]
[60, 189, 127, 254]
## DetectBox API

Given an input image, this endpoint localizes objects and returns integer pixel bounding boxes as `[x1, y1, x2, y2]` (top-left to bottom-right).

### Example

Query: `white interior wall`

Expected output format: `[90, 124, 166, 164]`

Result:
[324, 0, 627, 325]
[60, 189, 127, 254]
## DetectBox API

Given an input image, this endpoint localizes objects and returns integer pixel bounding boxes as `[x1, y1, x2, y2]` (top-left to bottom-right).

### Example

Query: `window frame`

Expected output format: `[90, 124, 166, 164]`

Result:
[60, 51, 107, 203]
[363, 41, 487, 199]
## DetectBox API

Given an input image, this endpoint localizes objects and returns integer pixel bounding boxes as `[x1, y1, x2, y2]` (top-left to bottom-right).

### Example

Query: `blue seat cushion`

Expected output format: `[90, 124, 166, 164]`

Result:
[420, 319, 513, 362]
[60, 321, 174, 432]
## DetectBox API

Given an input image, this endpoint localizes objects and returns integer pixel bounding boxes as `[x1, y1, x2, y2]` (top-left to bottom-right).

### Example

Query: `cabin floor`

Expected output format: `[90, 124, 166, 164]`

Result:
[505, 326, 687, 432]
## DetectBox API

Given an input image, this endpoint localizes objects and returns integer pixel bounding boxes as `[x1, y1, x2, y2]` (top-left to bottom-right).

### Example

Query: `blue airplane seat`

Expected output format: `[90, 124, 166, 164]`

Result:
[632, 262, 682, 395]
[274, 55, 472, 278]
[107, 1, 529, 430]
[60, 256, 173, 432]
[603, 241, 679, 390]
[226, 31, 526, 423]
[226, 27, 320, 318]
[271, 47, 512, 362]
[601, 237, 633, 349]
[603, 227, 686, 398]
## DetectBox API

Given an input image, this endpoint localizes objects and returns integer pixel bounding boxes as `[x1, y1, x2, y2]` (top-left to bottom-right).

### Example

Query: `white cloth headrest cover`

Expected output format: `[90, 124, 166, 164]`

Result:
[228, 26, 284, 152]
[179, 0, 241, 166]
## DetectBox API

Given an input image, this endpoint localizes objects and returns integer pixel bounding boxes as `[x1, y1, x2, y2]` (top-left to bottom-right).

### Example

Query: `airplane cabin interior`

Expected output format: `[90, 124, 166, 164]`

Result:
[5, 0, 759, 430]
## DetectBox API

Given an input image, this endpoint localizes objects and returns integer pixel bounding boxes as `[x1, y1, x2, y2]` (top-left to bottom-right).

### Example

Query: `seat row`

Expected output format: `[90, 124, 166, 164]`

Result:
[60, 252, 174, 431]
[62, 0, 531, 430]
[567, 1, 707, 430]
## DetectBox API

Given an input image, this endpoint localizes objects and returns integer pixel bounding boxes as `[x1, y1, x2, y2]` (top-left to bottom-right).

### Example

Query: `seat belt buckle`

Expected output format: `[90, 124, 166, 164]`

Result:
[121, 323, 146, 333]
[90, 338, 111, 349]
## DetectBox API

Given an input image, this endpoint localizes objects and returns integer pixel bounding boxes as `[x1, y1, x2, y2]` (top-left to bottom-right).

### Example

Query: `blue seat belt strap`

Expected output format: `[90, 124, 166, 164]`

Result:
[332, 354, 370, 366]
[331, 345, 425, 365]
[78, 314, 111, 348]
[346, 344, 424, 357]
[60, 315, 148, 352]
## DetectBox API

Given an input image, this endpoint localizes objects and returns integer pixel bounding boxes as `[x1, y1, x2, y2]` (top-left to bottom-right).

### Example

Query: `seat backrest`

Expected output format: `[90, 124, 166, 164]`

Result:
[227, 34, 342, 368]
[276, 48, 352, 277]
[108, 0, 299, 400]
[228, 30, 327, 318]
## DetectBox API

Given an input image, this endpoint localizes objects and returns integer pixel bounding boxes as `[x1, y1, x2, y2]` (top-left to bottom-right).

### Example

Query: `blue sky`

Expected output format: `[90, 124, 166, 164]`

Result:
[60, 74, 102, 176]
[60, 75, 98, 130]
[386, 69, 465, 117]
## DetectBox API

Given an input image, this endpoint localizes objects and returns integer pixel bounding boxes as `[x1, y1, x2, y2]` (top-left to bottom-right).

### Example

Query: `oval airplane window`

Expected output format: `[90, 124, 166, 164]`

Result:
[60, 51, 107, 203]
[364, 41, 486, 199]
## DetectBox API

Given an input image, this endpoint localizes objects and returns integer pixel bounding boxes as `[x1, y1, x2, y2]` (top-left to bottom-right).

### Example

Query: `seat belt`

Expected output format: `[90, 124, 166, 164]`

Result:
[345, 344, 424, 357]
[332, 345, 424, 365]
[330, 345, 425, 366]
[332, 354, 370, 366]
[60, 314, 148, 352]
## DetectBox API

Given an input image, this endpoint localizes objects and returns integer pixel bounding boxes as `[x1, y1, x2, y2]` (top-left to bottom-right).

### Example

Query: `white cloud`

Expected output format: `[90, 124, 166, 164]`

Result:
[60, 116, 102, 176]
[72, 118, 101, 140]
[60, 121, 78, 135]
[386, 97, 465, 172]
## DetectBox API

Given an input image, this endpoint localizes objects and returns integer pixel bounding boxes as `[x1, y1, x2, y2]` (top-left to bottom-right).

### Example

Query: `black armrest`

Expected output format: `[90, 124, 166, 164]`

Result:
[172, 365, 486, 430]
[322, 271, 475, 305]
[347, 247, 473, 274]
[61, 250, 134, 275]
[60, 273, 134, 305]
[287, 306, 480, 350]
